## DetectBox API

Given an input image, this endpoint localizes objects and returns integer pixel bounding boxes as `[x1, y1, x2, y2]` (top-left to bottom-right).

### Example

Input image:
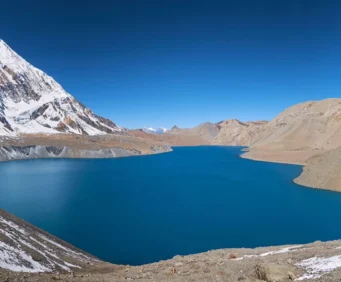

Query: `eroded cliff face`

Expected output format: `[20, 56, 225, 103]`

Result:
[0, 145, 136, 161]
[0, 144, 172, 162]
[0, 134, 172, 162]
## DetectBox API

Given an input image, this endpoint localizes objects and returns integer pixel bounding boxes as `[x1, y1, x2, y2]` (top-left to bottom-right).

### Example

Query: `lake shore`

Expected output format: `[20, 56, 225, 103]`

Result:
[241, 147, 341, 193]
[2, 147, 341, 280]
[2, 207, 341, 282]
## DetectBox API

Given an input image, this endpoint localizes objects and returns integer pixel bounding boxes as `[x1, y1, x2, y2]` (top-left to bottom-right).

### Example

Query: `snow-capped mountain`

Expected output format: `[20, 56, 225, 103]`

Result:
[142, 127, 168, 134]
[0, 40, 124, 136]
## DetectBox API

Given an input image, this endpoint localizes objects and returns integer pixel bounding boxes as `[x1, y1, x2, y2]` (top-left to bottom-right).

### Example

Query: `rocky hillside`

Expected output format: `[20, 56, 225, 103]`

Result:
[0, 40, 124, 136]
[213, 119, 267, 146]
[0, 209, 101, 273]
[250, 99, 341, 151]
[241, 98, 341, 192]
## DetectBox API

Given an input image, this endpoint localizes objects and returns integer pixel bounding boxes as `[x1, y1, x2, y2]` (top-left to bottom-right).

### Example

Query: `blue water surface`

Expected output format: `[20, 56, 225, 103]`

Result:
[1, 146, 341, 265]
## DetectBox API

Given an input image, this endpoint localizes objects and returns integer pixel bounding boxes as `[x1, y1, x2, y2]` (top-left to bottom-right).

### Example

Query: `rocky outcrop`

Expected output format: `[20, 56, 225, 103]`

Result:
[0, 39, 125, 136]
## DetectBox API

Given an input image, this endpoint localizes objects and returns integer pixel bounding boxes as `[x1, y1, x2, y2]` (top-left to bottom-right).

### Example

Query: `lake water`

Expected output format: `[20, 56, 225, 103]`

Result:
[1, 146, 341, 265]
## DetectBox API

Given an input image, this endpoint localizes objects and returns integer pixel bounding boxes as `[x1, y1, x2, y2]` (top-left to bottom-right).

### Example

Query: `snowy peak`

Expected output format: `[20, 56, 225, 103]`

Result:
[0, 40, 124, 136]
[142, 127, 168, 134]
[156, 127, 168, 134]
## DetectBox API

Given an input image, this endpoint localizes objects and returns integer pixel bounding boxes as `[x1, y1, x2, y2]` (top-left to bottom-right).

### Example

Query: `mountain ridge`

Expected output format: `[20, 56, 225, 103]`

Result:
[0, 40, 125, 136]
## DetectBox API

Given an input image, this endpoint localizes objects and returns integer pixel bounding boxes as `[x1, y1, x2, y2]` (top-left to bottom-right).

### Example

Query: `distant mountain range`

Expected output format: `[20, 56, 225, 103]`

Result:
[168, 120, 268, 145]
[0, 40, 125, 136]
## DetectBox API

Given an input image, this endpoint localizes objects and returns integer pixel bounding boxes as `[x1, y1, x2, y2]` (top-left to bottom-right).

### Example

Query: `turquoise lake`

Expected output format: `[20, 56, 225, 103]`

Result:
[1, 146, 341, 265]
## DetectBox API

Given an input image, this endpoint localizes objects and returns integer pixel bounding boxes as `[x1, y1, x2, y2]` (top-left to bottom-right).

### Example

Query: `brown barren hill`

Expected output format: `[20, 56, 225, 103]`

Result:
[167, 122, 220, 142]
[251, 98, 341, 151]
[129, 129, 209, 146]
[213, 119, 267, 146]
[242, 98, 341, 191]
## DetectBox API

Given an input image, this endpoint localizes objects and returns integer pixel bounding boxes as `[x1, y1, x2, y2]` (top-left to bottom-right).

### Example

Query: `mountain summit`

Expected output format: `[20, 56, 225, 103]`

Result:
[0, 40, 124, 136]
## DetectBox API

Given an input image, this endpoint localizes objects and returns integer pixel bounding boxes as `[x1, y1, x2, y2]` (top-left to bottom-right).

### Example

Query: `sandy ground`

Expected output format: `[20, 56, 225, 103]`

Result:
[240, 148, 323, 166]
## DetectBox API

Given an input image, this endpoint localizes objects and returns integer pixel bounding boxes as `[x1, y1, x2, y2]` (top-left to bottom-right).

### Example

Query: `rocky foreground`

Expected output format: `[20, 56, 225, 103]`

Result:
[1, 209, 341, 282]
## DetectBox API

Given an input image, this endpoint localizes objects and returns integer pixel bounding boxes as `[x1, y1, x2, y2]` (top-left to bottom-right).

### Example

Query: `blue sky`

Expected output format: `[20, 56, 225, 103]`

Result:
[1, 0, 341, 129]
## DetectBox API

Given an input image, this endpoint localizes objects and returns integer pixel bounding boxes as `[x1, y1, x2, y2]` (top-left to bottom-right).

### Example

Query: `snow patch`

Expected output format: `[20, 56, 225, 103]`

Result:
[296, 255, 341, 280]
[236, 245, 303, 261]
[0, 215, 96, 273]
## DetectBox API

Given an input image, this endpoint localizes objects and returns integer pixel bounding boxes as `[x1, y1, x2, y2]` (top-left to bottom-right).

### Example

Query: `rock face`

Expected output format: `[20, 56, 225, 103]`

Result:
[0, 134, 172, 162]
[0, 145, 138, 161]
[213, 119, 267, 146]
[168, 122, 220, 142]
[250, 98, 341, 150]
[0, 40, 124, 136]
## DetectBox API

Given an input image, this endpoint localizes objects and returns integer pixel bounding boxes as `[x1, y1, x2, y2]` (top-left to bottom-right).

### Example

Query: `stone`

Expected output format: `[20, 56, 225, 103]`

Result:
[288, 271, 296, 280]
[255, 263, 295, 282]
[229, 253, 237, 260]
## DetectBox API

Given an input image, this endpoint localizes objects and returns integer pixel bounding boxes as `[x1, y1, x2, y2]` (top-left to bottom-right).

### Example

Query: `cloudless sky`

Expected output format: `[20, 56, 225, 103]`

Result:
[1, 0, 341, 129]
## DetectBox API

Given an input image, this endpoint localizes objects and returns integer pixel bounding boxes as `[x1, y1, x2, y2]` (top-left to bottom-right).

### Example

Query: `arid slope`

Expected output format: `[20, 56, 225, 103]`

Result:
[168, 122, 220, 142]
[213, 119, 267, 146]
[241, 98, 341, 191]
[251, 99, 341, 151]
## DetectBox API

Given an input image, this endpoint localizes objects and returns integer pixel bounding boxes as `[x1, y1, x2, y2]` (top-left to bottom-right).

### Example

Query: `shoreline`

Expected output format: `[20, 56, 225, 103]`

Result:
[240, 147, 341, 193]
[2, 205, 341, 281]
[2, 146, 341, 280]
